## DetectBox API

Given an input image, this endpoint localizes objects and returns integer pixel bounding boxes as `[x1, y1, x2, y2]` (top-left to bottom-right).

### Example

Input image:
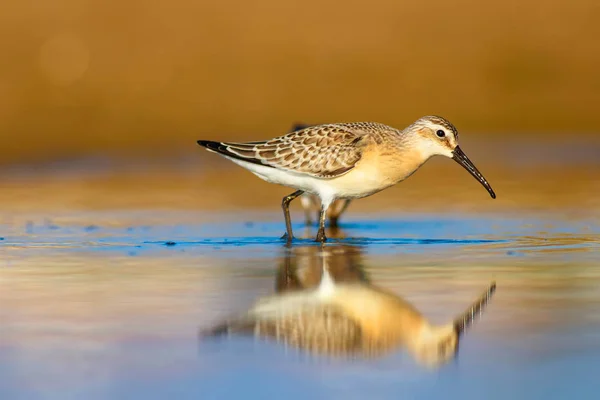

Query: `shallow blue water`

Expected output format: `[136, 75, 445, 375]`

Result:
[1, 211, 599, 399]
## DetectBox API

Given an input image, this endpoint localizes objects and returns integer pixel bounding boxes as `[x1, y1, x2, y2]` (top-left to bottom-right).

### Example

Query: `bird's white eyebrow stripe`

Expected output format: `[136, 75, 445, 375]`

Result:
[418, 115, 459, 138]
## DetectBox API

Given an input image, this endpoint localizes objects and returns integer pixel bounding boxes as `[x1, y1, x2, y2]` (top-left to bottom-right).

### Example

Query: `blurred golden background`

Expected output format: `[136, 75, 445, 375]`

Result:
[1, 0, 600, 167]
[1, 0, 599, 216]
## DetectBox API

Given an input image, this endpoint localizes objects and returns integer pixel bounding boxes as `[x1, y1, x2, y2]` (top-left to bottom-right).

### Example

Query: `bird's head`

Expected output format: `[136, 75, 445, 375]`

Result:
[404, 115, 496, 199]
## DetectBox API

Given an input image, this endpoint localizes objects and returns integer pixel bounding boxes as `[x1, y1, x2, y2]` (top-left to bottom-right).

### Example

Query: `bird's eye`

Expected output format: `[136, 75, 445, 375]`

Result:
[436, 130, 446, 138]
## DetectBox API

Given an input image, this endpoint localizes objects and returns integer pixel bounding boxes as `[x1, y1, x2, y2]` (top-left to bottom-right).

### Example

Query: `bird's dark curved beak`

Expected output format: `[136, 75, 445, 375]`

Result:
[452, 146, 496, 199]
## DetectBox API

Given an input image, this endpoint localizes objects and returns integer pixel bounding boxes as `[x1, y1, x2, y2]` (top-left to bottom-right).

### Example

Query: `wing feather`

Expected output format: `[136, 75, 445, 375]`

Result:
[210, 124, 370, 178]
[201, 302, 364, 357]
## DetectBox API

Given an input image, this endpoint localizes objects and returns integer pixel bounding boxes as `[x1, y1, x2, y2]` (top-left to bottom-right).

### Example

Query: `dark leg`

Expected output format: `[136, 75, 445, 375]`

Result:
[329, 199, 351, 228]
[275, 248, 302, 293]
[315, 204, 329, 243]
[304, 208, 313, 226]
[280, 190, 304, 243]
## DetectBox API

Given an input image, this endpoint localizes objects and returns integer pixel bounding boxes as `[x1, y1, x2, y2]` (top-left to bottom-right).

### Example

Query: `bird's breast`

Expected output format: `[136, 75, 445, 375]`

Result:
[329, 286, 426, 349]
[329, 148, 426, 199]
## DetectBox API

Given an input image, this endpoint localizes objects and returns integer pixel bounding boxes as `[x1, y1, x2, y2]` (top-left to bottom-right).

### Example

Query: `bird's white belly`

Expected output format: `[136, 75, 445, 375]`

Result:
[228, 157, 329, 194]
[226, 155, 403, 203]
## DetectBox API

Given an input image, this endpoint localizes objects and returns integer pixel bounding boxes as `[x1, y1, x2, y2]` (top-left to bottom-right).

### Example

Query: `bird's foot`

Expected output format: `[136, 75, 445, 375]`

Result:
[280, 232, 294, 244]
[315, 229, 327, 243]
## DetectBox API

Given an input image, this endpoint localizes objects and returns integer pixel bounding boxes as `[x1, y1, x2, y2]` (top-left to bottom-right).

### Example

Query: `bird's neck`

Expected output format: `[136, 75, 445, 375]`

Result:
[408, 323, 458, 368]
[377, 144, 431, 186]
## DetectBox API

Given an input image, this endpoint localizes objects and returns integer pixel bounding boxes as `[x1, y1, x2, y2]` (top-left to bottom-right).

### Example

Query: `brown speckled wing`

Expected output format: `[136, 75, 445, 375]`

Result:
[203, 303, 364, 357]
[221, 124, 372, 178]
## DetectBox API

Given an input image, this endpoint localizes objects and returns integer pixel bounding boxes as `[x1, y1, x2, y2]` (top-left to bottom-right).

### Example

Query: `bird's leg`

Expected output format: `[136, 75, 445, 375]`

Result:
[314, 197, 323, 226]
[329, 199, 351, 228]
[280, 190, 304, 243]
[304, 209, 313, 225]
[275, 248, 301, 293]
[315, 203, 329, 243]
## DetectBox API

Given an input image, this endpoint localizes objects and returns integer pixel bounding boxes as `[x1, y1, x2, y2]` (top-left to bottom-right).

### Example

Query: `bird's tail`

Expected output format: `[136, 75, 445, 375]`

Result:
[198, 317, 257, 339]
[197, 140, 222, 153]
[196, 139, 270, 167]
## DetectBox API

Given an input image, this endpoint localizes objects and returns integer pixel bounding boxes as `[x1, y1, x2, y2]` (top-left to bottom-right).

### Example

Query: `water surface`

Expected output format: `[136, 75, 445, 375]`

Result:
[1, 209, 599, 399]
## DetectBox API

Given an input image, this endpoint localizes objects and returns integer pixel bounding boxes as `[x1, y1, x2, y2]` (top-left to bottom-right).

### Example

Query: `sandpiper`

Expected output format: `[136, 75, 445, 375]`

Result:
[198, 116, 496, 243]
[200, 250, 497, 367]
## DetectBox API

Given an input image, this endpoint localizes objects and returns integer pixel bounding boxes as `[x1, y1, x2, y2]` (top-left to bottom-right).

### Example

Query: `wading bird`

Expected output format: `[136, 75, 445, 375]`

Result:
[198, 116, 496, 243]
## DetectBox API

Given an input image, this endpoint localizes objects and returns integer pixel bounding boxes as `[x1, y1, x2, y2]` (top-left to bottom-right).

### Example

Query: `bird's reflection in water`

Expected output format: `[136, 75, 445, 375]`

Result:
[200, 244, 496, 369]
